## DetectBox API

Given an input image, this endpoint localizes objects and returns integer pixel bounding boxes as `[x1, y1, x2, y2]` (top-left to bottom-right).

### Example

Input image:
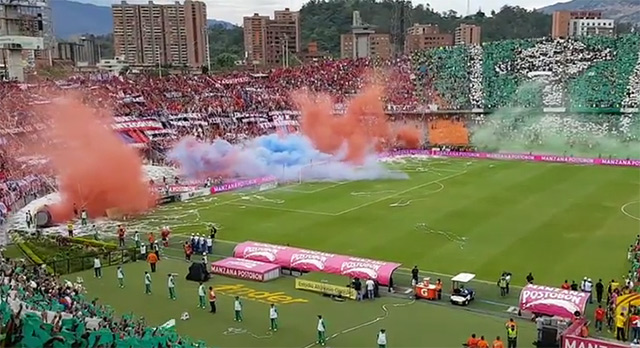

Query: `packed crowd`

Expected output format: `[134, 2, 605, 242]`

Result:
[0, 35, 639, 218]
[467, 113, 640, 158]
[413, 35, 640, 110]
[0, 255, 205, 347]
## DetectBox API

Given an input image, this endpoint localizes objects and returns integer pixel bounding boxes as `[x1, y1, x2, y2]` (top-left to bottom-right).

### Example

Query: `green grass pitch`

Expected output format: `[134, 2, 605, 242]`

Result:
[81, 157, 639, 347]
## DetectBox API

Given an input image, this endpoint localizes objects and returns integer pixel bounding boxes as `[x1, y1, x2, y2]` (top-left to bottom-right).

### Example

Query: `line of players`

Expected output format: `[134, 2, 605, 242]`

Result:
[107, 265, 388, 348]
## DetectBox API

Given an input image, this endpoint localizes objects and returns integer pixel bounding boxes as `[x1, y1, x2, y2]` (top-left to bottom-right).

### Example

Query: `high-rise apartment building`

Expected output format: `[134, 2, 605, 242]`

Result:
[112, 0, 208, 68]
[404, 24, 453, 54]
[243, 8, 300, 66]
[454, 24, 481, 45]
[551, 11, 605, 38]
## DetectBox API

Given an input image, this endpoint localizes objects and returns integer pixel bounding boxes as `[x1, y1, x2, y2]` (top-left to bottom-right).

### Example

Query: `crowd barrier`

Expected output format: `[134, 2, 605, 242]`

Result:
[210, 176, 277, 194]
[382, 150, 640, 168]
[233, 241, 400, 286]
[210, 257, 281, 282]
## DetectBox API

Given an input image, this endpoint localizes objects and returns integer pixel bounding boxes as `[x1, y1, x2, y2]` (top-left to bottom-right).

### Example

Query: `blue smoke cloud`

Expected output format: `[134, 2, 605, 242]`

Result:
[168, 134, 407, 182]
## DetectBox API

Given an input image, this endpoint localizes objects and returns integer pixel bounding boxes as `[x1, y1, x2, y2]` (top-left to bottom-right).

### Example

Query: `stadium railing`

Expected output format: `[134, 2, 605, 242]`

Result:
[48, 247, 138, 275]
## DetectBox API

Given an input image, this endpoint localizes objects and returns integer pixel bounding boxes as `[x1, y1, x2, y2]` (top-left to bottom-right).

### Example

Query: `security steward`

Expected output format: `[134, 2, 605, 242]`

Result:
[507, 325, 517, 348]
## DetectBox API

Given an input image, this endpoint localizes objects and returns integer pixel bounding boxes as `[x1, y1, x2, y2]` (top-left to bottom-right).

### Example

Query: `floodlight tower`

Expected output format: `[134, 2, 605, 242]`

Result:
[0, 0, 53, 81]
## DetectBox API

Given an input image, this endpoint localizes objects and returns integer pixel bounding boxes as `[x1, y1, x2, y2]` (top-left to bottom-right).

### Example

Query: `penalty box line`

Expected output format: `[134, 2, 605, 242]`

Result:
[334, 170, 469, 216]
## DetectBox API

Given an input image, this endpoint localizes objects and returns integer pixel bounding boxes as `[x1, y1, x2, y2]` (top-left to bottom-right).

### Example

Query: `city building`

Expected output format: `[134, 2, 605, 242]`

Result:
[551, 11, 613, 38]
[55, 35, 100, 66]
[112, 0, 208, 68]
[97, 56, 129, 73]
[406, 24, 439, 35]
[243, 14, 268, 65]
[569, 19, 615, 37]
[454, 24, 481, 45]
[340, 11, 391, 59]
[0, 0, 54, 80]
[301, 41, 330, 62]
[243, 8, 300, 67]
[404, 24, 453, 54]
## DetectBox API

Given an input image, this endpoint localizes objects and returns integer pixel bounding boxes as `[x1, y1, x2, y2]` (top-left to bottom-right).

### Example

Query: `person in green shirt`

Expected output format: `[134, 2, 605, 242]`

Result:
[197, 282, 206, 309]
[167, 274, 176, 300]
[233, 296, 243, 322]
[317, 314, 327, 346]
[144, 271, 152, 294]
[117, 266, 125, 288]
[269, 304, 278, 332]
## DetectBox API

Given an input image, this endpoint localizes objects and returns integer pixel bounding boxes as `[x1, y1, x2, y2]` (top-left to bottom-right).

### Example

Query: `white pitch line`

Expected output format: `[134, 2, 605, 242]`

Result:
[227, 202, 337, 216]
[304, 181, 349, 194]
[621, 201, 640, 221]
[334, 170, 468, 216]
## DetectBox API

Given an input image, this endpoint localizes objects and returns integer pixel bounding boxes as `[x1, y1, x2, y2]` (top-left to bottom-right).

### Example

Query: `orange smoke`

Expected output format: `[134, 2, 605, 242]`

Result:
[37, 96, 154, 222]
[294, 83, 421, 163]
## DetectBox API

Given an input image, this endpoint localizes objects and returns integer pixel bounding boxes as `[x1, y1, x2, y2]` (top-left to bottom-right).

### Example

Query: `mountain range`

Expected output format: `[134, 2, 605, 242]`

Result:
[51, 0, 235, 39]
[51, 0, 638, 39]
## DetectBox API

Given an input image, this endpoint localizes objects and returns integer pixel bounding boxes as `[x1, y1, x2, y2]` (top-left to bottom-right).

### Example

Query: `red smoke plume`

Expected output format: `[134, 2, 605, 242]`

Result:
[37, 96, 154, 222]
[294, 83, 421, 163]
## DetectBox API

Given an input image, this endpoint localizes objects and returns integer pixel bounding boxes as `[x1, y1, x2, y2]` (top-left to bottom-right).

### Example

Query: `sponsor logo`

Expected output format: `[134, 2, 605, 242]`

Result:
[242, 245, 285, 262]
[340, 258, 383, 279]
[290, 251, 332, 270]
[211, 265, 265, 281]
[213, 284, 308, 305]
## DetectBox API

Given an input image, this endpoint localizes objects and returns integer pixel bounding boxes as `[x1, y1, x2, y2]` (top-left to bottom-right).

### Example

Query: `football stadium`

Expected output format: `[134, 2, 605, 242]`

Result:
[0, 34, 639, 348]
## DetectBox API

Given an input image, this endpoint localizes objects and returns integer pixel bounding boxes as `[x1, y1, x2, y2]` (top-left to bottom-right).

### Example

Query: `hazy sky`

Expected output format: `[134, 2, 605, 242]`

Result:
[83, 0, 564, 25]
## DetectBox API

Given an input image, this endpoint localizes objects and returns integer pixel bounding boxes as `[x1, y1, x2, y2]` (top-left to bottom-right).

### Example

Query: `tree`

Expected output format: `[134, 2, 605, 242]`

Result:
[214, 53, 238, 69]
[208, 24, 243, 60]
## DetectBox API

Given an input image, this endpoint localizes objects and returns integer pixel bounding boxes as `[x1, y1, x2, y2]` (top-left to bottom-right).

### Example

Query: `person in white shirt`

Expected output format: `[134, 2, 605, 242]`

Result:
[116, 266, 124, 288]
[81, 209, 88, 226]
[366, 279, 375, 300]
[198, 282, 206, 309]
[584, 278, 593, 304]
[377, 329, 387, 348]
[234, 296, 243, 322]
[93, 257, 102, 278]
[206, 237, 213, 254]
[144, 271, 152, 294]
[140, 243, 147, 261]
[167, 274, 176, 300]
[317, 315, 326, 346]
[269, 304, 278, 331]
[133, 231, 140, 248]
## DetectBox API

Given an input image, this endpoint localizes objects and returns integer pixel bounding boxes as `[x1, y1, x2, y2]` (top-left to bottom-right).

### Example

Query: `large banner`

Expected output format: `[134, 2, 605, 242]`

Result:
[233, 241, 401, 286]
[383, 150, 640, 168]
[519, 284, 589, 319]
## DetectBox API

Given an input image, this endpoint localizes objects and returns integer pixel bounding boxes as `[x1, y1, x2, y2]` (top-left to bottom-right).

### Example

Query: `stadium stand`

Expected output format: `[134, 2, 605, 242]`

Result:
[0, 256, 205, 347]
[413, 35, 640, 110]
[0, 35, 639, 224]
